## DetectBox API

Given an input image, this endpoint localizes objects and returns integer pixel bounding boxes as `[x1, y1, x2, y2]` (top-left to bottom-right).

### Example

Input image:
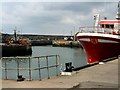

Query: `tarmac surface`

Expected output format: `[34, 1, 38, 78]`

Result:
[1, 58, 119, 89]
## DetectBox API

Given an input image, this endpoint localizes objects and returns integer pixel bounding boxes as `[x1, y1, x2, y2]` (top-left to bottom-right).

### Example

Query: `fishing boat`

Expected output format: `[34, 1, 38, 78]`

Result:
[76, 2, 120, 64]
[1, 29, 32, 57]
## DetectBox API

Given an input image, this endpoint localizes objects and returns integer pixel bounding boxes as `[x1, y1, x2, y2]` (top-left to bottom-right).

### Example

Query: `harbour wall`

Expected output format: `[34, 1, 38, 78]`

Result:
[2, 44, 32, 57]
[2, 33, 82, 47]
[31, 40, 52, 46]
[2, 33, 73, 42]
[52, 40, 82, 48]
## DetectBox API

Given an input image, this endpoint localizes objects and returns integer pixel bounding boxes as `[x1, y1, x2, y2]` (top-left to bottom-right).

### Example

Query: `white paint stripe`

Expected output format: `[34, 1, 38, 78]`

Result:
[79, 38, 90, 42]
[79, 38, 119, 43]
[98, 39, 119, 43]
[76, 33, 120, 39]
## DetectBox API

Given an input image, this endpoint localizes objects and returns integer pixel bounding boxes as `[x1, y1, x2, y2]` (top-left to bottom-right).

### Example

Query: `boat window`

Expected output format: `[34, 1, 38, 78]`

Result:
[100, 24, 114, 29]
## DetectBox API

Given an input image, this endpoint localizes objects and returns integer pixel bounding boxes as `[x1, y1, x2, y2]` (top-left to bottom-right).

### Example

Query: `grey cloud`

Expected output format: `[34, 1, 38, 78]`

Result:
[43, 2, 104, 14]
[2, 2, 118, 34]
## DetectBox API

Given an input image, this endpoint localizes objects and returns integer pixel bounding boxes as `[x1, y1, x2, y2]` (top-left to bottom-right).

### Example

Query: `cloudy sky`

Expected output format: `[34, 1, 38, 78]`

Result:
[1, 0, 119, 35]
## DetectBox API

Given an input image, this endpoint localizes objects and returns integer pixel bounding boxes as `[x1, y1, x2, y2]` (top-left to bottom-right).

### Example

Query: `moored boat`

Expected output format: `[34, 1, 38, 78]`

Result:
[2, 43, 32, 57]
[76, 2, 120, 64]
[1, 29, 32, 57]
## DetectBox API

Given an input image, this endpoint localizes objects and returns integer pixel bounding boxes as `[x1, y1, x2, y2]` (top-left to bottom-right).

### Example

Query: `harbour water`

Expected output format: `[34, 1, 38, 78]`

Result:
[32, 46, 87, 67]
[2, 46, 87, 80]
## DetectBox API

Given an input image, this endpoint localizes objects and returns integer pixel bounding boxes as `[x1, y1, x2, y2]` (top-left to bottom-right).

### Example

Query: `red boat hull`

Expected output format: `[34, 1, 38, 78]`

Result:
[77, 33, 120, 64]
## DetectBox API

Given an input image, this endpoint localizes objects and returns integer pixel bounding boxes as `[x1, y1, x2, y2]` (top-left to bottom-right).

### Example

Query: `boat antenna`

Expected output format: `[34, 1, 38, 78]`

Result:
[116, 1, 120, 20]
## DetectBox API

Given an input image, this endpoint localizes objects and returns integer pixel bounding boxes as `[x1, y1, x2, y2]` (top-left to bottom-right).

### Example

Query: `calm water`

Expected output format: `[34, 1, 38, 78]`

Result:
[2, 46, 87, 80]
[32, 46, 87, 67]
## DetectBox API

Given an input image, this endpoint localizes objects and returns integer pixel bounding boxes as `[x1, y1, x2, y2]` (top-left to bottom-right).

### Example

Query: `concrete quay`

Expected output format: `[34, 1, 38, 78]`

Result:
[1, 58, 119, 89]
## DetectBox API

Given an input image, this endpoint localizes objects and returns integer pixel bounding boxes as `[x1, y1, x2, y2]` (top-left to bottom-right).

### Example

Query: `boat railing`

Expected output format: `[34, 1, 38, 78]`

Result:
[79, 26, 119, 34]
[1, 55, 60, 81]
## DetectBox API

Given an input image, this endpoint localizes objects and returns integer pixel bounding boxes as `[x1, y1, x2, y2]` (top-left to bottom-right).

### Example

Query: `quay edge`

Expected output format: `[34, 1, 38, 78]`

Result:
[1, 44, 32, 57]
[2, 58, 118, 88]
[52, 40, 83, 48]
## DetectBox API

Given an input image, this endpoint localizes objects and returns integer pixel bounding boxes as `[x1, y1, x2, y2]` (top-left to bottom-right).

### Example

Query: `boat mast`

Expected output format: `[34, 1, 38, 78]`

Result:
[116, 1, 120, 20]
[94, 14, 100, 32]
[14, 27, 17, 41]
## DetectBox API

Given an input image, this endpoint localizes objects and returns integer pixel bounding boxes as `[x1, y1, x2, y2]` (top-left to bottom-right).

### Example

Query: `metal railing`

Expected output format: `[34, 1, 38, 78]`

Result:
[1, 55, 60, 81]
[79, 26, 118, 34]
